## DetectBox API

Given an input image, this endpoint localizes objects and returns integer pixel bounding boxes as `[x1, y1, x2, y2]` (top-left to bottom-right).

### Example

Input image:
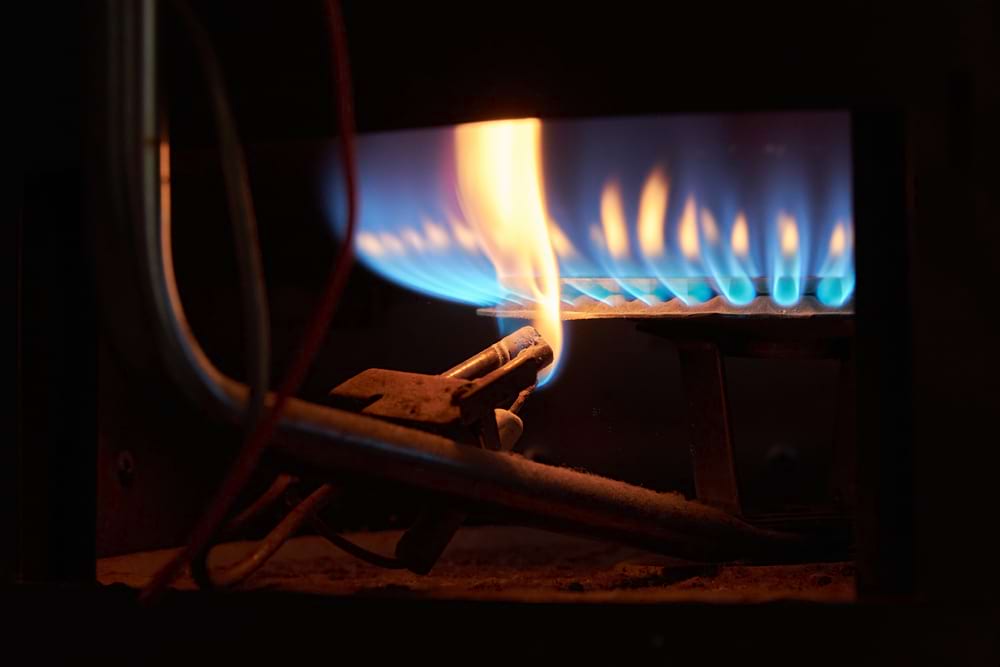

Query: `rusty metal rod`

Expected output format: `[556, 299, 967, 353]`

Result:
[268, 402, 806, 563]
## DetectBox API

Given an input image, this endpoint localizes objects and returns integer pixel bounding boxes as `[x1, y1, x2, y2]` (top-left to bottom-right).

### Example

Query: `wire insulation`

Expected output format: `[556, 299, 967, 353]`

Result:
[194, 483, 340, 589]
[310, 509, 406, 570]
[141, 0, 358, 601]
[166, 0, 271, 435]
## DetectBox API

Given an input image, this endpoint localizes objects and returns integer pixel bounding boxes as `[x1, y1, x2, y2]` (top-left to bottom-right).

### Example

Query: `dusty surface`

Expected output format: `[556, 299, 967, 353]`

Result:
[98, 526, 854, 603]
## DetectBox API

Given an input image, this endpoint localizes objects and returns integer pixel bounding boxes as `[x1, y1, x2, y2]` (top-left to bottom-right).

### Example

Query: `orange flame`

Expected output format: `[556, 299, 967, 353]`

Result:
[600, 180, 630, 259]
[778, 212, 799, 258]
[731, 212, 750, 258]
[548, 220, 578, 259]
[700, 208, 720, 245]
[448, 217, 480, 252]
[379, 231, 405, 255]
[400, 227, 426, 252]
[454, 119, 563, 382]
[679, 196, 700, 260]
[423, 220, 451, 250]
[829, 221, 847, 257]
[637, 167, 669, 258]
[357, 232, 384, 257]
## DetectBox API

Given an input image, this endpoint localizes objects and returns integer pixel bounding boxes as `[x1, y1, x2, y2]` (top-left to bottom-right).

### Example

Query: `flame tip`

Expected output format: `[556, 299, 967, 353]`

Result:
[455, 120, 563, 383]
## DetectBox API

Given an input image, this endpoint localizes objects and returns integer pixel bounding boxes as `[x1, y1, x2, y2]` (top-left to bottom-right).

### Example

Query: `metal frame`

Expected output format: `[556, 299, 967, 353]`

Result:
[64, 0, 922, 596]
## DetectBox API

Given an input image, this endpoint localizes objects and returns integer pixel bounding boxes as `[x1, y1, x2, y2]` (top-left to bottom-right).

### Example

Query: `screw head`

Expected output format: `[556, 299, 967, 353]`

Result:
[116, 450, 135, 487]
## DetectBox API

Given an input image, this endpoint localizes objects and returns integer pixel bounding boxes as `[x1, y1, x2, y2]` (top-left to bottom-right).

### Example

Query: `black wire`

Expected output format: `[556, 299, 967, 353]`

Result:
[309, 509, 406, 570]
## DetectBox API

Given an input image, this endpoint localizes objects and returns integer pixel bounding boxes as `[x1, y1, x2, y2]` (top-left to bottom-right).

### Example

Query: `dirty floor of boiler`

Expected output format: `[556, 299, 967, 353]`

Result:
[98, 526, 854, 603]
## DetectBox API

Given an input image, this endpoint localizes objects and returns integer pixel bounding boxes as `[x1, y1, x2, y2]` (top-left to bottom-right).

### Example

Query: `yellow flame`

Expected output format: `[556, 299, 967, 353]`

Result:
[700, 208, 720, 245]
[829, 221, 847, 257]
[779, 212, 799, 258]
[548, 220, 577, 259]
[600, 180, 630, 259]
[423, 220, 451, 250]
[454, 119, 563, 382]
[731, 212, 749, 257]
[378, 232, 405, 255]
[637, 167, 669, 258]
[449, 218, 480, 252]
[400, 227, 426, 252]
[679, 196, 699, 260]
[357, 232, 384, 257]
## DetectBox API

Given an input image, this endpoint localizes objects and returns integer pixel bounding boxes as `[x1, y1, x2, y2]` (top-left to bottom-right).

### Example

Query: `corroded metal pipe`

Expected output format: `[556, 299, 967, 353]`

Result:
[267, 397, 804, 563]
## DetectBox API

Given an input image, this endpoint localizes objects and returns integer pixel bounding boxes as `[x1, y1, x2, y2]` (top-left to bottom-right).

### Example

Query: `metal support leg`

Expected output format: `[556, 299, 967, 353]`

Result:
[676, 341, 742, 516]
[829, 345, 857, 512]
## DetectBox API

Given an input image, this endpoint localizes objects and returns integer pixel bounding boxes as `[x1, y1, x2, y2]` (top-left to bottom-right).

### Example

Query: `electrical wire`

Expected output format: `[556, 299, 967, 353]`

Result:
[194, 483, 342, 589]
[194, 477, 406, 589]
[217, 474, 300, 538]
[141, 0, 358, 601]
[141, 0, 274, 600]
[309, 507, 406, 570]
[508, 386, 535, 415]
[167, 0, 271, 436]
[190, 473, 299, 589]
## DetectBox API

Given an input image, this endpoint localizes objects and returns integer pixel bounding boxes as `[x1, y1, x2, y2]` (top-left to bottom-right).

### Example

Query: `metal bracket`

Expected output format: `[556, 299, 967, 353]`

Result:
[329, 339, 551, 444]
[675, 340, 742, 516]
[639, 317, 855, 524]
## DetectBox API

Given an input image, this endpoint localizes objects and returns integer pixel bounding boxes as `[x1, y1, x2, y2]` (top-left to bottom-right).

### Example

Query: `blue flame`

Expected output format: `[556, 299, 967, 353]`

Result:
[815, 218, 855, 308]
[325, 127, 508, 307]
[323, 113, 854, 379]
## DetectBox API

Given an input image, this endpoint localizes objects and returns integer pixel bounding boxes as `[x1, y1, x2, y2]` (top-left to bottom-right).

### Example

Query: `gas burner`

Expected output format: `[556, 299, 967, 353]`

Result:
[482, 292, 851, 321]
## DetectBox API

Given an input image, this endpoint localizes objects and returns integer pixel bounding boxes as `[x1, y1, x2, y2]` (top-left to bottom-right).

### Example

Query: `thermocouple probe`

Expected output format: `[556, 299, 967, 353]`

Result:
[395, 326, 547, 574]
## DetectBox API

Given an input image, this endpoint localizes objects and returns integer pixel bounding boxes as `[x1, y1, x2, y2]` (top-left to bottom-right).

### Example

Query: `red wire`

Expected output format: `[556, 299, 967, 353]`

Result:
[141, 0, 357, 602]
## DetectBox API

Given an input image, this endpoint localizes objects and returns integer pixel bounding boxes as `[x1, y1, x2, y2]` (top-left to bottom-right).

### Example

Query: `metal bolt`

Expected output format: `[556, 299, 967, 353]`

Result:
[116, 450, 135, 487]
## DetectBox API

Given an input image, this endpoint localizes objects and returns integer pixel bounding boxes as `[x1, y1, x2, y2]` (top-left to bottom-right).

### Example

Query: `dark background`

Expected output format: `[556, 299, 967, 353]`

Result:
[14, 0, 1000, 614]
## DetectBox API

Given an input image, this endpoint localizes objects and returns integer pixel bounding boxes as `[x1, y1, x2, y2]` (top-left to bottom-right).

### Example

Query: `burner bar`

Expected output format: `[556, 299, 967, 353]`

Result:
[480, 295, 852, 320]
[479, 276, 853, 320]
[561, 276, 828, 296]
